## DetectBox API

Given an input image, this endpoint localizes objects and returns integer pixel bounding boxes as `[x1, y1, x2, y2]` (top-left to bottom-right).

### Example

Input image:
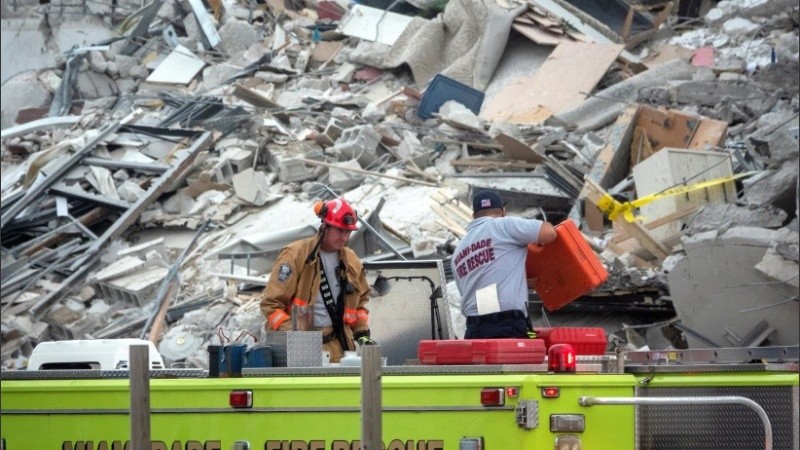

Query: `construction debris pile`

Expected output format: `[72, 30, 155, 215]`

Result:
[1, 0, 798, 368]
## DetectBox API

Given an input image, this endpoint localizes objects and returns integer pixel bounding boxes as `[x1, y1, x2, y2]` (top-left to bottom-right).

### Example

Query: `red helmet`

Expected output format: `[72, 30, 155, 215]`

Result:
[314, 198, 358, 231]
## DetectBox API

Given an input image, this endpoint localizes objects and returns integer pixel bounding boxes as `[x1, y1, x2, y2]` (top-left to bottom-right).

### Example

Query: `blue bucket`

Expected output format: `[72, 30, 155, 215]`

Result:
[245, 344, 273, 368]
[221, 344, 247, 377]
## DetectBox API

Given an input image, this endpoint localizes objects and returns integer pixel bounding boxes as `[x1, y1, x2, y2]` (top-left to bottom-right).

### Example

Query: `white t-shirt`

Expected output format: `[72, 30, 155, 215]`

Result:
[451, 216, 543, 317]
[313, 250, 340, 327]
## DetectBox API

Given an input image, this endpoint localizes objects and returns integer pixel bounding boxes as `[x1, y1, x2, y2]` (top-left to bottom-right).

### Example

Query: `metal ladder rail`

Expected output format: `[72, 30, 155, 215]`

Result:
[580, 395, 773, 450]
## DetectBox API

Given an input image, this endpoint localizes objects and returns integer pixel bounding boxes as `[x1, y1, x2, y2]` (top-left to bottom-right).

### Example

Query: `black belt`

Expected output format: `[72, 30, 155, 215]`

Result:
[466, 309, 526, 325]
[322, 332, 337, 344]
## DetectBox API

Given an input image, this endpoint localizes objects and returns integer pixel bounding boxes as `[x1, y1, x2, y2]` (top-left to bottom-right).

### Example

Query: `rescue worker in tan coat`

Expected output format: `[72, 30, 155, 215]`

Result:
[260, 198, 375, 363]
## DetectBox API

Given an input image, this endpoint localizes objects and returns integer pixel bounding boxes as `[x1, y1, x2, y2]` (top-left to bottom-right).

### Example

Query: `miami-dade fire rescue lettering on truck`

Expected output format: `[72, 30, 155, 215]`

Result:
[62, 439, 445, 450]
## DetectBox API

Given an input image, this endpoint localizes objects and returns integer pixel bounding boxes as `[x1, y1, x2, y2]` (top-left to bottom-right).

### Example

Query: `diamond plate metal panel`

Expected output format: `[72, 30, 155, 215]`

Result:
[635, 386, 798, 450]
[363, 260, 451, 366]
[264, 331, 322, 367]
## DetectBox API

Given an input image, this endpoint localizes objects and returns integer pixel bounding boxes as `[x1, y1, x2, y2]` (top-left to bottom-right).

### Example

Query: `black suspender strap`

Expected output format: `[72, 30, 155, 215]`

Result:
[319, 257, 349, 350]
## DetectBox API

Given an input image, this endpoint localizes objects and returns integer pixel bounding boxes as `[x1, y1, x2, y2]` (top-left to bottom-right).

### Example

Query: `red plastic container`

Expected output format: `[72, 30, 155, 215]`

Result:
[418, 339, 546, 365]
[526, 219, 608, 311]
[534, 327, 607, 355]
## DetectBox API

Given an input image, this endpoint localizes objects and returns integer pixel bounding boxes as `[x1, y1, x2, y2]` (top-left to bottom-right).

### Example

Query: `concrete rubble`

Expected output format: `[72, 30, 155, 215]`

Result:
[1, 0, 797, 369]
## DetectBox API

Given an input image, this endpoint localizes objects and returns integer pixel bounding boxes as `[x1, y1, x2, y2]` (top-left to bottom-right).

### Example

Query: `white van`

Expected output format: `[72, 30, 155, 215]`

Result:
[27, 339, 165, 370]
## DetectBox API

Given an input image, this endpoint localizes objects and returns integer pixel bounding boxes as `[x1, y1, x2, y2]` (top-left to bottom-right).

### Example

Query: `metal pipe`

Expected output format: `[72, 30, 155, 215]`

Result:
[579, 396, 773, 450]
[316, 184, 407, 261]
[209, 272, 268, 285]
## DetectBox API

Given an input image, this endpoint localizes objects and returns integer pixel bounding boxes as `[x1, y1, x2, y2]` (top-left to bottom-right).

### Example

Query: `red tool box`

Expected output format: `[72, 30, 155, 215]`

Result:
[534, 327, 607, 355]
[418, 339, 546, 365]
[526, 219, 608, 311]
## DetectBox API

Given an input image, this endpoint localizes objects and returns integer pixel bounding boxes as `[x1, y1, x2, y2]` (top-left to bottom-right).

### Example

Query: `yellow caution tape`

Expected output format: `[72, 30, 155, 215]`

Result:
[597, 171, 760, 222]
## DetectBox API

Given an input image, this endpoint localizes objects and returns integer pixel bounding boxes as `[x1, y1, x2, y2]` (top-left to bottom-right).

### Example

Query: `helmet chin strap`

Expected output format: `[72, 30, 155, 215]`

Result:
[305, 223, 327, 264]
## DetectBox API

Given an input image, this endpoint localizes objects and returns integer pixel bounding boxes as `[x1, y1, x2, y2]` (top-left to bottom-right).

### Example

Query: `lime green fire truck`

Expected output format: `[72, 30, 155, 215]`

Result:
[1, 338, 797, 450]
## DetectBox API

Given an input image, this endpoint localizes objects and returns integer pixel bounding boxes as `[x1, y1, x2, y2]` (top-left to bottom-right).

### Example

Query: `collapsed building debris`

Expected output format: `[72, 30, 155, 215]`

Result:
[1, 0, 797, 368]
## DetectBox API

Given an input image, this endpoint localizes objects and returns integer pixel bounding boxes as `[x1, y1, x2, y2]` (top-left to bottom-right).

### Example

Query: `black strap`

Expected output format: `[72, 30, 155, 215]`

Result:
[319, 258, 349, 350]
[466, 309, 526, 325]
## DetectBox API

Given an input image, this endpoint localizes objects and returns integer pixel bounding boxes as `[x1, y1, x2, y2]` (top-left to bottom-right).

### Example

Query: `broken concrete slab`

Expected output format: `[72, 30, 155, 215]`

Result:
[1, 15, 113, 84]
[0, 71, 52, 130]
[746, 111, 800, 165]
[549, 59, 696, 132]
[96, 266, 170, 307]
[328, 159, 366, 191]
[672, 79, 773, 108]
[232, 168, 278, 206]
[755, 247, 800, 288]
[668, 226, 799, 348]
[686, 203, 789, 234]
[742, 160, 798, 213]
[330, 125, 381, 167]
[90, 255, 148, 282]
[218, 19, 260, 56]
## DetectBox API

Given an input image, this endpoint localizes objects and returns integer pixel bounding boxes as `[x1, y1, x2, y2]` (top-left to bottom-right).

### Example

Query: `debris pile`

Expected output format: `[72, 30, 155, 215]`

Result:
[1, 0, 797, 369]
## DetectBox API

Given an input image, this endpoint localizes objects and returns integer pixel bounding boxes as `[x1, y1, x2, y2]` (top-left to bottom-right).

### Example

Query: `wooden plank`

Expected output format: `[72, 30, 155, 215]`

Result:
[494, 133, 545, 163]
[232, 84, 281, 109]
[514, 15, 537, 25]
[584, 198, 605, 232]
[450, 159, 541, 170]
[526, 12, 560, 28]
[298, 158, 437, 187]
[583, 178, 670, 261]
[611, 206, 699, 243]
[512, 23, 563, 46]
[429, 203, 467, 236]
[643, 44, 693, 68]
[430, 195, 471, 226]
[480, 42, 624, 124]
[311, 41, 345, 62]
[436, 219, 466, 238]
[429, 137, 502, 150]
[635, 105, 728, 152]
[430, 189, 472, 221]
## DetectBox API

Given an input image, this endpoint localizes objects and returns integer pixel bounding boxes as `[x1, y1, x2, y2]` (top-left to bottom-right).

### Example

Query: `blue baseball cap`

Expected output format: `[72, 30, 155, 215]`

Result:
[472, 190, 504, 212]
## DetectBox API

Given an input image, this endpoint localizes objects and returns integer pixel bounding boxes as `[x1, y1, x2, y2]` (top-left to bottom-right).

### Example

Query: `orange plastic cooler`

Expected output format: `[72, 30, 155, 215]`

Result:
[526, 219, 608, 311]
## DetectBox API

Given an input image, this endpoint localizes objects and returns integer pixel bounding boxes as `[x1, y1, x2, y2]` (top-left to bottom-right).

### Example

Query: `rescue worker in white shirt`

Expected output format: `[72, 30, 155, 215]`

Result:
[260, 198, 375, 363]
[451, 190, 557, 339]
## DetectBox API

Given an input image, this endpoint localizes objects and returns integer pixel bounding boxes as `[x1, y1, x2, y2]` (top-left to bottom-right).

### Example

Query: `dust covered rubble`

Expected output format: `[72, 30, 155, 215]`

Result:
[0, 0, 798, 368]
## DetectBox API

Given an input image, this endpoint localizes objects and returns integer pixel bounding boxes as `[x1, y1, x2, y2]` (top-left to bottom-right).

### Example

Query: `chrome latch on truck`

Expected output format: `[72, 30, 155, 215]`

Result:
[515, 399, 539, 429]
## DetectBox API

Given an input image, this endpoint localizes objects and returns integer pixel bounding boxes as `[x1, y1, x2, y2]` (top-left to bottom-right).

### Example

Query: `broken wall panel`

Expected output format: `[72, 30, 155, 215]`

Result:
[480, 42, 623, 124]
